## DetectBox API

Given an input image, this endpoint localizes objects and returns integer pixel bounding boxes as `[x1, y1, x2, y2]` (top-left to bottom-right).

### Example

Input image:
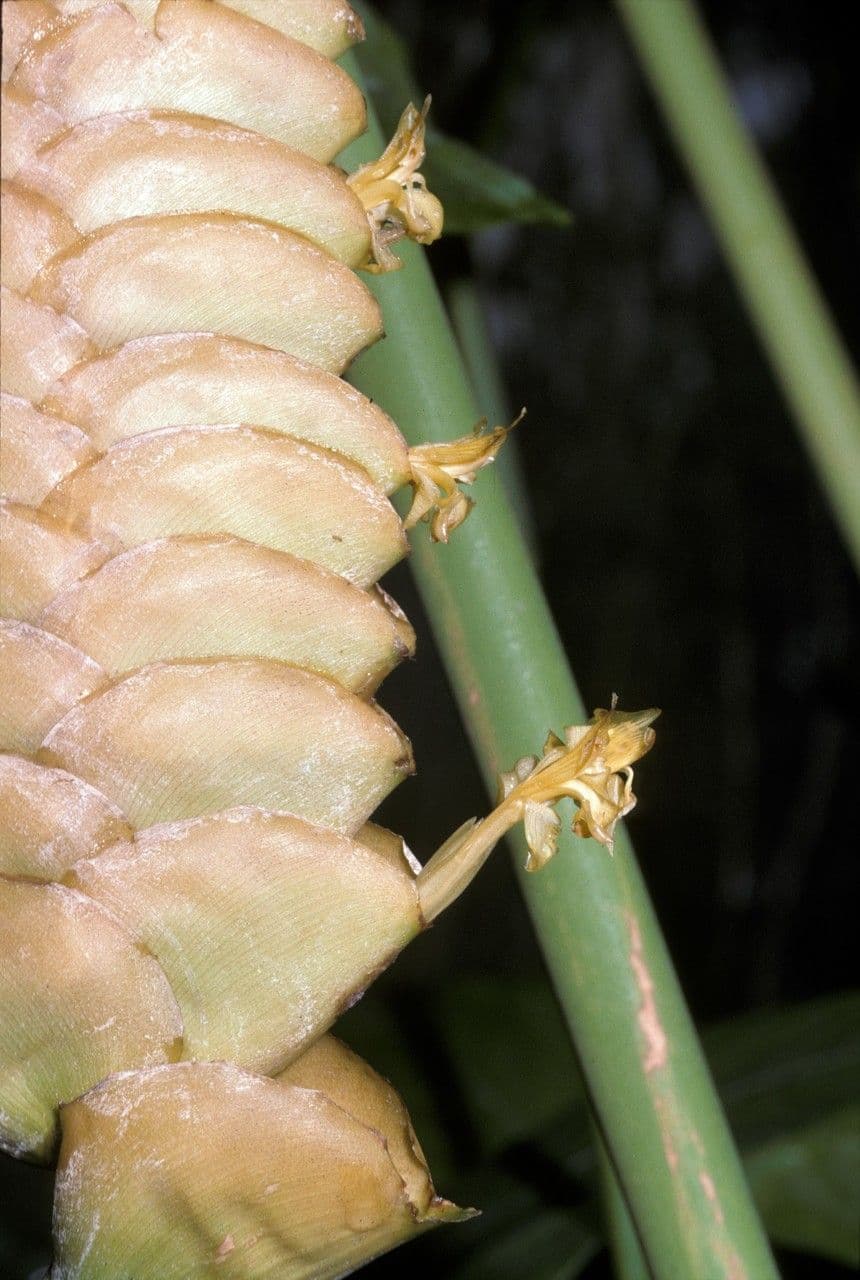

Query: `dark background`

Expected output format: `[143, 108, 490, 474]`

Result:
[371, 0, 859, 1016]
[2, 1, 857, 1276]
[358, 0, 860, 1273]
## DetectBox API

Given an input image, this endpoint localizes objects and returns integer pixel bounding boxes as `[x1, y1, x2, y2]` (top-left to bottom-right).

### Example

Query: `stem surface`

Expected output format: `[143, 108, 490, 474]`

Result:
[341, 59, 778, 1279]
[449, 274, 651, 1280]
[447, 277, 537, 554]
[597, 1135, 654, 1280]
[615, 0, 860, 573]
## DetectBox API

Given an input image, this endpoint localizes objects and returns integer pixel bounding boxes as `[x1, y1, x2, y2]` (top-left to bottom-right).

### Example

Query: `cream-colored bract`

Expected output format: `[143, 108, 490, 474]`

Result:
[52, 1049, 472, 1279]
[42, 333, 412, 490]
[30, 214, 384, 372]
[11, 0, 366, 163]
[0, 2, 654, 1274]
[39, 536, 415, 693]
[18, 111, 372, 265]
[40, 423, 406, 585]
[0, 393, 95, 505]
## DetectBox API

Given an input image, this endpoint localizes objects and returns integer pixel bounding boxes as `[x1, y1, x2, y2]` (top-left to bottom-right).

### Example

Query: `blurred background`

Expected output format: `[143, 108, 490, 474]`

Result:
[3, 1, 857, 1276]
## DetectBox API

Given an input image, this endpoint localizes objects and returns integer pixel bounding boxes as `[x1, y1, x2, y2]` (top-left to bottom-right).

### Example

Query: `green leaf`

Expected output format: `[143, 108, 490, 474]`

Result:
[349, 4, 419, 120]
[430, 975, 585, 1156]
[445, 1208, 600, 1280]
[426, 977, 860, 1264]
[745, 1106, 860, 1268]
[705, 992, 860, 1150]
[430, 978, 860, 1156]
[423, 133, 572, 235]
[349, 5, 571, 234]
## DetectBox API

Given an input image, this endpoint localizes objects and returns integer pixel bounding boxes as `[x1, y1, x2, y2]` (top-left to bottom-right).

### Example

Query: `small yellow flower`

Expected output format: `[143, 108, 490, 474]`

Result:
[498, 703, 660, 862]
[406, 411, 525, 541]
[419, 702, 659, 920]
[348, 98, 444, 272]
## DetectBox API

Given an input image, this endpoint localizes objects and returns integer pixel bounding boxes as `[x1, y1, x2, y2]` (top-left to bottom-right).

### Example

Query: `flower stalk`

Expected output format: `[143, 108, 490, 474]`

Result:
[419, 704, 658, 922]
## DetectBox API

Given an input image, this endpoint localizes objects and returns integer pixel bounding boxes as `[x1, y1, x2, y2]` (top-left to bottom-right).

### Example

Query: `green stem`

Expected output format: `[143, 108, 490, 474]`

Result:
[446, 278, 537, 557]
[447, 261, 651, 1280]
[615, 0, 860, 573]
[341, 61, 777, 1280]
[596, 1135, 653, 1280]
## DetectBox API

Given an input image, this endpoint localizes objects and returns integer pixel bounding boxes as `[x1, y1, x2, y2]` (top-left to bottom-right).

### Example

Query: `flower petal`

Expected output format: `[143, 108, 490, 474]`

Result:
[523, 800, 561, 871]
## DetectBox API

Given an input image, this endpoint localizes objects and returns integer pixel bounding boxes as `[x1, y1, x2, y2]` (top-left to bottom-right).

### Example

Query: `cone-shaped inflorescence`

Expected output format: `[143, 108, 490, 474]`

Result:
[0, 4, 656, 1275]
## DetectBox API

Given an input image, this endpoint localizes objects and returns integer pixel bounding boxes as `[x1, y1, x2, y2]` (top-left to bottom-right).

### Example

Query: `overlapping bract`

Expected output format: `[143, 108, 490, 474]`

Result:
[0, 1, 459, 1272]
[0, 5, 655, 1273]
[53, 1041, 473, 1280]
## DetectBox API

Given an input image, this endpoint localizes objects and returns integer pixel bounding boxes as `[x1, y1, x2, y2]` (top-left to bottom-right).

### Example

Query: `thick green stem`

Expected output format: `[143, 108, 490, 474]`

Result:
[615, 0, 860, 573]
[446, 278, 537, 556]
[341, 64, 777, 1279]
[448, 267, 650, 1280]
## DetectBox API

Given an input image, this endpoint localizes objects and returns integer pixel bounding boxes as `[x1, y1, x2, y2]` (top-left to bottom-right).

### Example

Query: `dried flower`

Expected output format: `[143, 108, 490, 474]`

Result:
[498, 702, 660, 865]
[405, 411, 525, 541]
[419, 702, 659, 920]
[348, 98, 444, 272]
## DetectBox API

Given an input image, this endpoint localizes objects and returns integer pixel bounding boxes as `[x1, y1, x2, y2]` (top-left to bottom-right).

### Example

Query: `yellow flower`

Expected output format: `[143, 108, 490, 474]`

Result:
[419, 702, 659, 920]
[348, 99, 444, 272]
[498, 704, 660, 863]
[405, 411, 525, 541]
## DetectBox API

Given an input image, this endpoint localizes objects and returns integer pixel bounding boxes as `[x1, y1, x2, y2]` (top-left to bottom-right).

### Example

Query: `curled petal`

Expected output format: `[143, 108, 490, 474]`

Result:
[429, 489, 474, 543]
[570, 770, 637, 852]
[498, 753, 540, 802]
[523, 800, 561, 871]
